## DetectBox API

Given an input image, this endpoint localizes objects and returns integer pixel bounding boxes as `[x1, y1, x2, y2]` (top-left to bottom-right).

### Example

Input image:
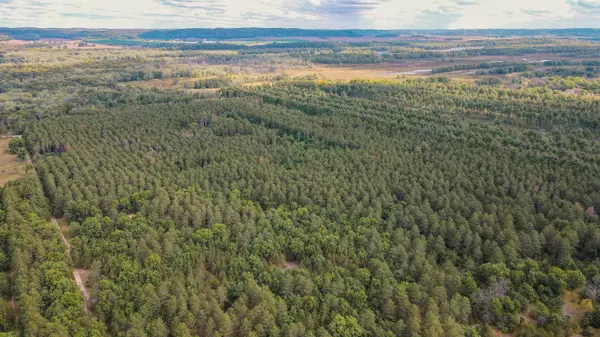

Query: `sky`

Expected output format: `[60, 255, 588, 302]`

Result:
[2, 0, 600, 30]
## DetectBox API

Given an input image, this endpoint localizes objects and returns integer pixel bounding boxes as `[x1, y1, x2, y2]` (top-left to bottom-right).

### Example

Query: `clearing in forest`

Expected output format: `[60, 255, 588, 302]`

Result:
[560, 290, 600, 337]
[491, 328, 515, 337]
[284, 63, 439, 81]
[0, 138, 29, 186]
[280, 260, 300, 271]
[563, 290, 589, 325]
[53, 217, 72, 240]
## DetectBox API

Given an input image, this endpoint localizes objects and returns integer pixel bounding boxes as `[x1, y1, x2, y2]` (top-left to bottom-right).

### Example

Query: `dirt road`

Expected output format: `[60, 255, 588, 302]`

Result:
[73, 269, 91, 315]
[52, 217, 71, 256]
[51, 217, 90, 315]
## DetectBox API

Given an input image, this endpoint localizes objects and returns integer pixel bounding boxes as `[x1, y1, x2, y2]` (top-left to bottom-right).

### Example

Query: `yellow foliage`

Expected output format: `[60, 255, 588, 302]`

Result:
[8, 64, 52, 73]
[581, 299, 593, 312]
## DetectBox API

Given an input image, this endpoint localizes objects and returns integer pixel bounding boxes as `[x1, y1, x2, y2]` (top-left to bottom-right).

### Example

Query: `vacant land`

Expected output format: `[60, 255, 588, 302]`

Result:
[0, 38, 120, 49]
[0, 138, 28, 186]
[285, 63, 439, 80]
[282, 54, 581, 81]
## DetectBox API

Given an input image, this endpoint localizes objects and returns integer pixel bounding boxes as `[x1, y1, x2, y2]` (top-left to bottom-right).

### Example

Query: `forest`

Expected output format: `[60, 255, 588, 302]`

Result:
[4, 28, 600, 42]
[0, 30, 600, 337]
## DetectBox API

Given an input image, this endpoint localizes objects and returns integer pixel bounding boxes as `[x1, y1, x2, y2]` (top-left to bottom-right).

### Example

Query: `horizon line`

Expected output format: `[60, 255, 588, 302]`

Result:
[3, 27, 600, 31]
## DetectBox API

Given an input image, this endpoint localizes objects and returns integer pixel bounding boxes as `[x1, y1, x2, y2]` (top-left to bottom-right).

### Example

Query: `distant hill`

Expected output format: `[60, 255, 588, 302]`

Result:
[138, 28, 401, 40]
[0, 28, 146, 41]
[139, 28, 600, 40]
[3, 27, 600, 41]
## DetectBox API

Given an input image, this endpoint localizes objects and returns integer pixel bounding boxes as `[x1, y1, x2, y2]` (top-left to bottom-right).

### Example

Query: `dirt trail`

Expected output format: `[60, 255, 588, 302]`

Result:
[52, 217, 71, 256]
[51, 217, 90, 315]
[73, 269, 91, 315]
[9, 297, 16, 312]
[21, 141, 91, 316]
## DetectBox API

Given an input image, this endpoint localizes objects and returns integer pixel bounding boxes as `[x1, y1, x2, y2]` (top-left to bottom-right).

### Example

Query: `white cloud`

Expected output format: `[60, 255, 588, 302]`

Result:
[0, 0, 599, 29]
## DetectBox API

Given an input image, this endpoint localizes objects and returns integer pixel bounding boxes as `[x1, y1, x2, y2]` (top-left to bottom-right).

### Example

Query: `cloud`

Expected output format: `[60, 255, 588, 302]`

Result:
[568, 0, 600, 12]
[522, 9, 552, 17]
[0, 0, 599, 29]
[410, 6, 463, 28]
[298, 0, 389, 16]
[452, 0, 478, 6]
[158, 0, 226, 14]
[60, 12, 122, 20]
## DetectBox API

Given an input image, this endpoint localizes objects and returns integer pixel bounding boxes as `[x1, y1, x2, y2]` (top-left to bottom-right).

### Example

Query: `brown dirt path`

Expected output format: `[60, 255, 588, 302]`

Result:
[51, 217, 90, 315]
[73, 269, 91, 315]
[52, 217, 71, 256]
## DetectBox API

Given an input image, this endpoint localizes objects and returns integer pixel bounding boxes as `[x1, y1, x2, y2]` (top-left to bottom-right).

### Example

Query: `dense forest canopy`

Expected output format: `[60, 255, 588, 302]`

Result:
[4, 80, 599, 337]
[137, 28, 600, 40]
[1, 29, 600, 337]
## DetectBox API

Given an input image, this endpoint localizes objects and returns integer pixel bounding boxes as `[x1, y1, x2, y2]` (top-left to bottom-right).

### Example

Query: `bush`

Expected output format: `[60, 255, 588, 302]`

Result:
[565, 270, 586, 290]
[584, 306, 600, 328]
[7, 138, 24, 154]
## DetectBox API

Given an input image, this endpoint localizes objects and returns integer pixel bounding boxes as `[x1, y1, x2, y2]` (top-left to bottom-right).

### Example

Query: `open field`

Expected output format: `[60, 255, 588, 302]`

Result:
[555, 291, 600, 337]
[0, 138, 29, 186]
[560, 290, 600, 337]
[281, 55, 571, 81]
[563, 291, 589, 325]
[284, 63, 436, 80]
[123, 52, 600, 89]
[279, 63, 478, 81]
[0, 38, 121, 49]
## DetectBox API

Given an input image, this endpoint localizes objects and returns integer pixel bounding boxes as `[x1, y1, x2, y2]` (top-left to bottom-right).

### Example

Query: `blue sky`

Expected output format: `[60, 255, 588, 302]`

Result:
[2, 0, 600, 29]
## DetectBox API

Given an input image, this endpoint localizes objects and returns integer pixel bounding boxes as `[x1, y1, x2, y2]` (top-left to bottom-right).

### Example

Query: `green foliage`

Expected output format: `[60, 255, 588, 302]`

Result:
[193, 77, 233, 89]
[565, 270, 586, 290]
[0, 176, 103, 335]
[7, 138, 24, 155]
[584, 305, 600, 328]
[329, 315, 363, 337]
[476, 77, 503, 86]
[15, 80, 599, 336]
[0, 298, 15, 331]
[3, 34, 600, 335]
[14, 148, 26, 162]
[66, 200, 101, 223]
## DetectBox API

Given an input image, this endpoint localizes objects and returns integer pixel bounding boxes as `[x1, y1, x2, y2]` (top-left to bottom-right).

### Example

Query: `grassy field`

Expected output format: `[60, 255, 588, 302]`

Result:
[222, 40, 298, 46]
[0, 138, 29, 186]
[86, 38, 164, 47]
